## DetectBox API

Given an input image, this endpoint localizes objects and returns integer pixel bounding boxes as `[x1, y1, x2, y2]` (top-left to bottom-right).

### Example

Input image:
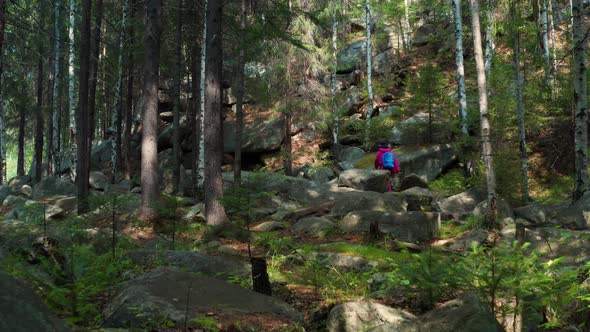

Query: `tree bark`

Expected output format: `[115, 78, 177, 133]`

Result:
[540, 0, 552, 85]
[172, 0, 183, 193]
[0, 0, 6, 183]
[470, 0, 497, 225]
[204, 0, 228, 226]
[403, 0, 412, 49]
[35, 58, 44, 183]
[511, 1, 530, 202]
[88, 0, 103, 143]
[140, 0, 162, 220]
[77, 0, 92, 214]
[197, 0, 208, 191]
[363, 0, 375, 146]
[68, 0, 77, 182]
[331, 17, 340, 146]
[191, 0, 204, 198]
[123, 0, 136, 180]
[50, 0, 62, 176]
[483, 0, 496, 80]
[111, 0, 128, 184]
[452, 0, 468, 136]
[572, 0, 588, 201]
[233, 0, 247, 183]
[17, 108, 25, 177]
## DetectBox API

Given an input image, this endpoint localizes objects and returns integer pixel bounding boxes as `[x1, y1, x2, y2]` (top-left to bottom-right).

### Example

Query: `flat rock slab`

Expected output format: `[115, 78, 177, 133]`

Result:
[103, 267, 302, 328]
[327, 301, 416, 332]
[339, 211, 440, 243]
[331, 191, 407, 218]
[0, 272, 71, 332]
[434, 187, 486, 219]
[293, 217, 335, 237]
[127, 250, 250, 279]
[338, 169, 391, 193]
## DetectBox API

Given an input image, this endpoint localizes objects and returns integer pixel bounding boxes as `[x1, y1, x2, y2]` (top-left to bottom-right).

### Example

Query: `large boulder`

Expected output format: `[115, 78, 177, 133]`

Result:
[91, 139, 113, 163]
[337, 40, 367, 74]
[337, 147, 366, 164]
[33, 176, 77, 199]
[413, 24, 438, 46]
[401, 187, 437, 211]
[397, 144, 458, 182]
[296, 251, 378, 272]
[339, 211, 440, 243]
[473, 198, 513, 221]
[327, 301, 416, 332]
[8, 175, 31, 191]
[389, 112, 449, 145]
[127, 250, 249, 279]
[400, 173, 429, 191]
[223, 118, 285, 153]
[89, 171, 109, 191]
[103, 267, 302, 328]
[331, 191, 407, 217]
[338, 169, 391, 193]
[418, 293, 503, 332]
[292, 216, 335, 237]
[0, 272, 72, 332]
[552, 192, 590, 229]
[514, 203, 549, 225]
[434, 187, 486, 219]
[0, 185, 13, 204]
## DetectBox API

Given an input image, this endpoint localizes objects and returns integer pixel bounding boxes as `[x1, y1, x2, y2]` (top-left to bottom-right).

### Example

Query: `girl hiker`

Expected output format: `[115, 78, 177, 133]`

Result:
[374, 142, 400, 191]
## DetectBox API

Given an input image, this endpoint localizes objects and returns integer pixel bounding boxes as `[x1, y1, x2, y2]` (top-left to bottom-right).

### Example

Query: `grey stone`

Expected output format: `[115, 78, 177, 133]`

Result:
[0, 185, 13, 204]
[337, 147, 366, 164]
[338, 169, 390, 193]
[33, 176, 77, 199]
[301, 251, 379, 272]
[91, 139, 113, 163]
[447, 228, 489, 250]
[252, 221, 288, 232]
[402, 187, 437, 211]
[473, 197, 513, 221]
[0, 272, 72, 332]
[183, 203, 205, 221]
[514, 203, 548, 225]
[553, 192, 590, 229]
[55, 196, 77, 212]
[337, 40, 367, 74]
[327, 301, 416, 332]
[103, 267, 302, 328]
[419, 293, 503, 332]
[434, 187, 486, 219]
[400, 173, 429, 191]
[337, 161, 355, 171]
[3, 195, 26, 206]
[304, 167, 336, 184]
[331, 191, 407, 217]
[293, 217, 335, 237]
[127, 250, 249, 279]
[339, 211, 440, 243]
[89, 171, 109, 191]
[223, 118, 285, 154]
[397, 144, 458, 182]
[18, 185, 33, 198]
[413, 24, 438, 46]
[8, 175, 31, 191]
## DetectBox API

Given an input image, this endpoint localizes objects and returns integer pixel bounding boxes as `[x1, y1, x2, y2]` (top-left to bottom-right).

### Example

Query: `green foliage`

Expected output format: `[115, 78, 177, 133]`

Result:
[222, 172, 273, 228]
[190, 315, 220, 332]
[429, 168, 469, 197]
[439, 215, 483, 239]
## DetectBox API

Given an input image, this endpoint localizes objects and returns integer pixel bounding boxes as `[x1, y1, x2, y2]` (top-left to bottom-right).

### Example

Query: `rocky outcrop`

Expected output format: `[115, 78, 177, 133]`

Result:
[338, 169, 391, 193]
[292, 217, 335, 237]
[330, 191, 407, 217]
[434, 187, 486, 219]
[327, 301, 416, 332]
[223, 118, 285, 153]
[103, 267, 302, 328]
[397, 144, 457, 182]
[339, 210, 440, 243]
[0, 272, 72, 332]
[33, 176, 77, 199]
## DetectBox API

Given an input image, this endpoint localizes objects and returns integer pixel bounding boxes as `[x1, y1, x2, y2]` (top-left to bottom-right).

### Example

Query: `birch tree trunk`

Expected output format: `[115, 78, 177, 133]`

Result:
[233, 0, 247, 183]
[17, 108, 25, 176]
[540, 0, 552, 85]
[484, 0, 496, 80]
[403, 0, 412, 49]
[123, 0, 136, 180]
[572, 0, 588, 201]
[331, 17, 340, 146]
[191, 0, 204, 197]
[197, 0, 208, 191]
[452, 0, 468, 136]
[88, 0, 103, 143]
[470, 0, 497, 224]
[363, 0, 375, 146]
[511, 2, 530, 202]
[172, 0, 182, 193]
[140, 0, 162, 220]
[68, 0, 77, 182]
[77, 0, 92, 214]
[204, 0, 228, 226]
[111, 0, 127, 184]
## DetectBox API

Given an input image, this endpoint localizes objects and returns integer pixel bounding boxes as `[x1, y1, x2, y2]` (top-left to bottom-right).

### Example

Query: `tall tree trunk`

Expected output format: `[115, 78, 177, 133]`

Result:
[77, 0, 92, 214]
[204, 0, 228, 226]
[123, 0, 136, 180]
[111, 0, 128, 184]
[452, 0, 468, 136]
[35, 58, 44, 183]
[0, 0, 6, 184]
[88, 0, 103, 143]
[197, 0, 208, 191]
[484, 0, 496, 80]
[511, 1, 529, 202]
[470, 0, 497, 225]
[233, 0, 247, 183]
[284, 110, 293, 176]
[140, 0, 162, 220]
[540, 0, 552, 85]
[403, 0, 412, 49]
[50, 0, 62, 176]
[363, 0, 375, 146]
[17, 109, 25, 176]
[191, 0, 204, 197]
[172, 0, 183, 193]
[68, 0, 77, 182]
[572, 0, 588, 201]
[331, 16, 340, 146]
